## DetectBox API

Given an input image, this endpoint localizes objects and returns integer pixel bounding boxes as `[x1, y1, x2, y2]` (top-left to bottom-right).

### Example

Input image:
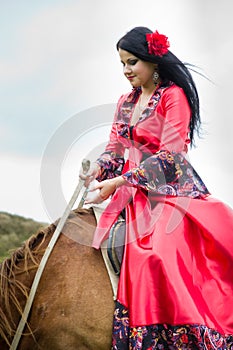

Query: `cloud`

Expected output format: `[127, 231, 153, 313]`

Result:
[1, 0, 208, 102]
[0, 153, 48, 222]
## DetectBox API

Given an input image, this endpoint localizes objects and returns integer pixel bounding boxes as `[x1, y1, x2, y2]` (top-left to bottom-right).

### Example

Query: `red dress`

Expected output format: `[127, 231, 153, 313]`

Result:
[92, 82, 233, 349]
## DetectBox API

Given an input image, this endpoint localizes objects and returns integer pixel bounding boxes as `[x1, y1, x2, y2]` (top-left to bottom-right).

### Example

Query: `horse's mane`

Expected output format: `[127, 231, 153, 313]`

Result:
[0, 222, 56, 346]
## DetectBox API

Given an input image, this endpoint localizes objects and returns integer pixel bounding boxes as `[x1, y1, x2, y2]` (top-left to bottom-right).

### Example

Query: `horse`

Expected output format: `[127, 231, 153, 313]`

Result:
[0, 208, 114, 350]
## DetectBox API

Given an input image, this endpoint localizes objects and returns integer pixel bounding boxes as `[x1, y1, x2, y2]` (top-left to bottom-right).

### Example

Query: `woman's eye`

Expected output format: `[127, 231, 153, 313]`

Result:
[129, 59, 138, 65]
[121, 59, 138, 67]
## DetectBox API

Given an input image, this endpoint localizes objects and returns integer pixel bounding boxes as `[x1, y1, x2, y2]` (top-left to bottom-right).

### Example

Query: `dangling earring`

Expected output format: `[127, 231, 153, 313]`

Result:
[153, 71, 159, 84]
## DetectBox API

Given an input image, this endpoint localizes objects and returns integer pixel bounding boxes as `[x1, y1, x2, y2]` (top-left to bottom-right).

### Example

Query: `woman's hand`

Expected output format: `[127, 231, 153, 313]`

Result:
[79, 162, 101, 187]
[85, 176, 126, 204]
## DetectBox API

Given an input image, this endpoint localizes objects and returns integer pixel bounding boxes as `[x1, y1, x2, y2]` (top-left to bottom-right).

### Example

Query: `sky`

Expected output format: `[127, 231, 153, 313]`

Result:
[0, 0, 232, 223]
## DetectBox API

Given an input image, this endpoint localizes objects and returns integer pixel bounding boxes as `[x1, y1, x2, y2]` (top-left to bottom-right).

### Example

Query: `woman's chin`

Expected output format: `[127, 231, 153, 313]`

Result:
[130, 82, 140, 88]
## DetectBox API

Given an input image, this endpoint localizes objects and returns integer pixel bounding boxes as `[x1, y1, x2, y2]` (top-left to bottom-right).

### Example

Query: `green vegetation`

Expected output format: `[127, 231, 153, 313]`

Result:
[0, 212, 48, 262]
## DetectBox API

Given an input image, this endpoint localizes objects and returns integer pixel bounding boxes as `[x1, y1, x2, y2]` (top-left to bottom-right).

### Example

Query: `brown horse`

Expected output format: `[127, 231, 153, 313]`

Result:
[0, 208, 114, 350]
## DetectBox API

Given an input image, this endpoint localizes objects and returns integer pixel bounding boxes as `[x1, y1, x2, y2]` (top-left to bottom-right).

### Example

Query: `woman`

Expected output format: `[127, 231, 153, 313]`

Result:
[81, 27, 233, 349]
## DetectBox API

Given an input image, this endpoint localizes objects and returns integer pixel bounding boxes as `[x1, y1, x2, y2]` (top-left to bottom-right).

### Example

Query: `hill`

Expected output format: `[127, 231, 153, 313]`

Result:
[0, 212, 48, 262]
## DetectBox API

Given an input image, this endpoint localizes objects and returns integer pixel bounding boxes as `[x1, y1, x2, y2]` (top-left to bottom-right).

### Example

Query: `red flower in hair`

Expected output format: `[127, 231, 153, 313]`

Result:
[146, 30, 170, 57]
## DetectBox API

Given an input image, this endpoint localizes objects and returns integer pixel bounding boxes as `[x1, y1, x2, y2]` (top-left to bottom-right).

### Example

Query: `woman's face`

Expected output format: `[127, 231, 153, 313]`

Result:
[118, 48, 156, 89]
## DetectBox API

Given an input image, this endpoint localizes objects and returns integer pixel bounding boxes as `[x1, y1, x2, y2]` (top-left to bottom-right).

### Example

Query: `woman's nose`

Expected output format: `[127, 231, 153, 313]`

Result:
[123, 64, 132, 75]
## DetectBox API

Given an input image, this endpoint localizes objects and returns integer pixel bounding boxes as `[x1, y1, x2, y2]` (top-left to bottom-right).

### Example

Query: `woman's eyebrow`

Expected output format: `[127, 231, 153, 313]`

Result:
[121, 57, 137, 64]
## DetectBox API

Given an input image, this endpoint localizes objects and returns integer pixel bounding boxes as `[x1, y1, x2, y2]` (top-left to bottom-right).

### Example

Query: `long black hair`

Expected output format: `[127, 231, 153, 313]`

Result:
[116, 26, 201, 147]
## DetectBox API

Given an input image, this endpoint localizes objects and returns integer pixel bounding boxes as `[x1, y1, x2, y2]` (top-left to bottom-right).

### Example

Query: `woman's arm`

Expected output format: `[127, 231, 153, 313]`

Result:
[121, 87, 208, 197]
[122, 86, 191, 190]
[86, 86, 208, 202]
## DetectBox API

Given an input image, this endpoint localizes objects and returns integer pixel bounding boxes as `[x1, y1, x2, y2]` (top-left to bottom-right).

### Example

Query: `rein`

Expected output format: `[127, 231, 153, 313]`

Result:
[9, 160, 89, 350]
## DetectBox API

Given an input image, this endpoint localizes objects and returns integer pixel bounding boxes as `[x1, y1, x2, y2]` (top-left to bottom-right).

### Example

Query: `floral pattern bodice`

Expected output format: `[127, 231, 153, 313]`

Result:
[96, 82, 209, 198]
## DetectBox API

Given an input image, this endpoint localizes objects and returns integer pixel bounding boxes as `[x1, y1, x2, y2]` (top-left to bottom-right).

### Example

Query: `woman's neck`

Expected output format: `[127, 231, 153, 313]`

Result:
[141, 81, 160, 97]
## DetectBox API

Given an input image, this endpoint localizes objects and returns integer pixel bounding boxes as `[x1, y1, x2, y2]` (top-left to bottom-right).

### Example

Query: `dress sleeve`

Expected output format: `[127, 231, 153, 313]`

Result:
[95, 95, 126, 181]
[122, 87, 209, 198]
[159, 85, 191, 152]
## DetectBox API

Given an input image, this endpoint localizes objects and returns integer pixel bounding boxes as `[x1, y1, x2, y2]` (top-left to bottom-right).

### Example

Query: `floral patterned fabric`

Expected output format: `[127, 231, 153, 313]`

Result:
[118, 84, 168, 129]
[122, 150, 209, 198]
[112, 302, 233, 350]
[96, 151, 125, 181]
[95, 82, 209, 199]
[95, 84, 167, 181]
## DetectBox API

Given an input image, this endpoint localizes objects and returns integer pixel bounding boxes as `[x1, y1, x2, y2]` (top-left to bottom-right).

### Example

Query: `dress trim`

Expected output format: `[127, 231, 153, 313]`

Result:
[112, 301, 233, 349]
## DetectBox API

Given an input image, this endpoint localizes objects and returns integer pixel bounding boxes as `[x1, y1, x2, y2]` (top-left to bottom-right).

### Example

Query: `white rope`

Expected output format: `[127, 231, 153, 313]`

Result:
[10, 162, 89, 349]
